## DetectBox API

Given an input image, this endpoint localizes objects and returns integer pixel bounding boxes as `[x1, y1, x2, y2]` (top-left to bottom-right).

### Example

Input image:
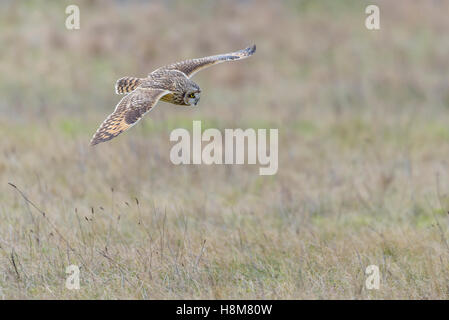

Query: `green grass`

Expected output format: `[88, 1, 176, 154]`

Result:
[1, 0, 449, 299]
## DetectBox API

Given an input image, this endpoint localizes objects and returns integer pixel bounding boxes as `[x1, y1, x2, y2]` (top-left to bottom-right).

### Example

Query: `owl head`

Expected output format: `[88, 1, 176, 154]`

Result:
[184, 83, 201, 106]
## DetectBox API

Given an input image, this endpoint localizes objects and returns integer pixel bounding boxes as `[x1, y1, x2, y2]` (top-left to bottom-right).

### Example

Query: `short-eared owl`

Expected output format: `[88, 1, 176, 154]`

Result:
[90, 45, 256, 145]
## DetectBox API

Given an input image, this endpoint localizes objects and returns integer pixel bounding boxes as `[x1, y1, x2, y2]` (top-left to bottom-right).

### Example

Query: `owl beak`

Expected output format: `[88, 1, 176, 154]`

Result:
[194, 98, 200, 106]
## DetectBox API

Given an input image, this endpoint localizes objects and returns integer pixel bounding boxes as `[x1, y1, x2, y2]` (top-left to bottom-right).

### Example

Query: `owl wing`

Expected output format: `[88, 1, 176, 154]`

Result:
[155, 45, 256, 79]
[90, 88, 170, 145]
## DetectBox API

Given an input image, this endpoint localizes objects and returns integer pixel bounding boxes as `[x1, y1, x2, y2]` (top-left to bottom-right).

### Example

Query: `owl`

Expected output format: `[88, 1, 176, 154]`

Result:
[90, 45, 256, 145]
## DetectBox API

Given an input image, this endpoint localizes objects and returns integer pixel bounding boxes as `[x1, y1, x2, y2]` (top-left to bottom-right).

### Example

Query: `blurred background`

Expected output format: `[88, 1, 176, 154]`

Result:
[1, 0, 449, 299]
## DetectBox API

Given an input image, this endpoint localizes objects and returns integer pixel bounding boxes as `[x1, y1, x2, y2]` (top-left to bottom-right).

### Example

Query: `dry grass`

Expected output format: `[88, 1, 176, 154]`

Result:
[1, 0, 449, 299]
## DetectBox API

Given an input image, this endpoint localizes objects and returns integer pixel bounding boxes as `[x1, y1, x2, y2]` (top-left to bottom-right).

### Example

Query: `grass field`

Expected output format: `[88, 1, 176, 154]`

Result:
[1, 0, 449, 299]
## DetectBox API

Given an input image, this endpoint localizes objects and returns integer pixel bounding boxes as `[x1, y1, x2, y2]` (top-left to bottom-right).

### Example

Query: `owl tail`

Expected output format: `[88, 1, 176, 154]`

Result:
[115, 76, 144, 94]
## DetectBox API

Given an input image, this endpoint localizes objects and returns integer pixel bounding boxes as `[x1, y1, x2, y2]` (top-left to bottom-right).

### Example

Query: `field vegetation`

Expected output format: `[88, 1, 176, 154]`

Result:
[1, 0, 449, 299]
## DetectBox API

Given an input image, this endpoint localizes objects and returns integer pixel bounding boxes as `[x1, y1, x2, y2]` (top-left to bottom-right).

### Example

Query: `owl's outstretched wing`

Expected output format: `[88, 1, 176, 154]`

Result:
[155, 45, 256, 79]
[90, 88, 170, 145]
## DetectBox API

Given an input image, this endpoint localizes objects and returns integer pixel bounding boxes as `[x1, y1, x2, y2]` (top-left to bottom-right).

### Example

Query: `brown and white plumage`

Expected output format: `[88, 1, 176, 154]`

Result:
[154, 44, 256, 78]
[91, 45, 256, 145]
[90, 88, 170, 146]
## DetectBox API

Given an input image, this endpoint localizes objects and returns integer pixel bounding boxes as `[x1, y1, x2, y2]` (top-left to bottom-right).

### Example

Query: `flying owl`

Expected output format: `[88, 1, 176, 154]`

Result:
[90, 45, 256, 145]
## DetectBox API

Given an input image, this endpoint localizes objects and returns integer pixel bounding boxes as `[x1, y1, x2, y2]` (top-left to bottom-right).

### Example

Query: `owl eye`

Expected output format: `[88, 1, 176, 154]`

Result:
[189, 93, 195, 98]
